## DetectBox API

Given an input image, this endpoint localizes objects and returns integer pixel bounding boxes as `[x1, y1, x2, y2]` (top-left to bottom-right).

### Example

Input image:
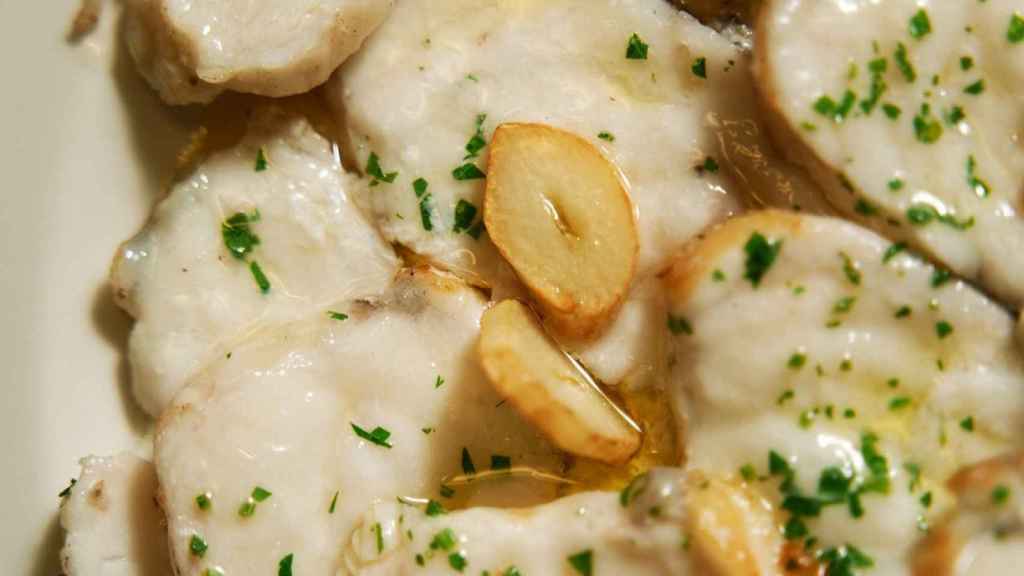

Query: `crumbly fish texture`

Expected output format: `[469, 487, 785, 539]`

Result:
[111, 106, 399, 417]
[60, 453, 173, 576]
[665, 211, 1024, 573]
[154, 269, 565, 576]
[756, 0, 1024, 306]
[123, 0, 394, 104]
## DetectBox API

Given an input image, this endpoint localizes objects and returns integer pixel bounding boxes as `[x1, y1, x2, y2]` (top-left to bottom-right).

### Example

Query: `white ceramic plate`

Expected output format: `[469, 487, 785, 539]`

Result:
[0, 2, 200, 573]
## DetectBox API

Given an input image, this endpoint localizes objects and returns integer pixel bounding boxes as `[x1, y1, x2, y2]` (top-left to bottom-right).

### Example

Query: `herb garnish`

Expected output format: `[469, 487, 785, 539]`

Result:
[351, 423, 393, 448]
[625, 33, 648, 60]
[743, 232, 782, 288]
[366, 152, 398, 186]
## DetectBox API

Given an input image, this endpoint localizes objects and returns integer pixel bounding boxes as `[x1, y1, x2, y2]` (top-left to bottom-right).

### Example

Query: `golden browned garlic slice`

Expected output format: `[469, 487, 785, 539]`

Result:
[484, 123, 639, 340]
[478, 299, 642, 465]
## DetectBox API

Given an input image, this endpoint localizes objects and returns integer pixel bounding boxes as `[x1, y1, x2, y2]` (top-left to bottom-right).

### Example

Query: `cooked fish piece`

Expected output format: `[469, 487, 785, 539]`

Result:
[112, 107, 399, 417]
[914, 452, 1024, 576]
[757, 0, 1024, 306]
[665, 211, 1024, 573]
[342, 468, 781, 575]
[60, 454, 173, 576]
[331, 0, 823, 287]
[154, 269, 565, 576]
[123, 0, 393, 104]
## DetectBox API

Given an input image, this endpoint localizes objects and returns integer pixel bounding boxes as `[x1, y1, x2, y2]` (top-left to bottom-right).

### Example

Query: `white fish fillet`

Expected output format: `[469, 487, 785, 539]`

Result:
[111, 107, 399, 417]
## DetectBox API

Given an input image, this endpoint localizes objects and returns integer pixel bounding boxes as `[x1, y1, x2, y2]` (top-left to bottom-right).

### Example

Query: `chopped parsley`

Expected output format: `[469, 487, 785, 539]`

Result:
[597, 131, 615, 142]
[788, 353, 807, 369]
[449, 552, 467, 572]
[964, 79, 985, 95]
[351, 423, 393, 448]
[932, 268, 952, 287]
[189, 534, 207, 557]
[696, 156, 719, 174]
[813, 90, 857, 123]
[425, 499, 447, 517]
[889, 396, 912, 411]
[366, 152, 398, 186]
[743, 232, 782, 288]
[894, 43, 917, 82]
[463, 114, 488, 160]
[908, 9, 932, 39]
[620, 473, 650, 507]
[255, 148, 268, 172]
[740, 464, 758, 482]
[936, 320, 953, 339]
[568, 550, 593, 576]
[434, 375, 445, 389]
[279, 553, 294, 576]
[329, 491, 339, 513]
[860, 58, 888, 114]
[777, 389, 795, 405]
[238, 486, 272, 517]
[883, 242, 907, 263]
[430, 528, 457, 551]
[452, 163, 486, 180]
[819, 545, 874, 575]
[913, 103, 943, 143]
[840, 252, 861, 285]
[453, 199, 478, 233]
[373, 522, 384, 554]
[833, 296, 857, 314]
[992, 485, 1011, 506]
[461, 447, 476, 475]
[960, 416, 975, 432]
[712, 269, 726, 282]
[222, 210, 261, 260]
[946, 106, 966, 125]
[1010, 14, 1024, 43]
[196, 492, 212, 511]
[667, 315, 693, 335]
[882, 103, 902, 119]
[625, 33, 648, 60]
[966, 156, 991, 198]
[960, 56, 974, 71]
[328, 311, 349, 321]
[691, 57, 707, 79]
[906, 203, 974, 230]
[413, 178, 434, 231]
[250, 261, 271, 294]
[888, 178, 905, 191]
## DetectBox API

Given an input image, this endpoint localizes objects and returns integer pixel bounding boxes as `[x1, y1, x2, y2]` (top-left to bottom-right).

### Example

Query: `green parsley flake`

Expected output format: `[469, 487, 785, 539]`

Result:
[453, 199, 478, 233]
[992, 485, 1011, 506]
[196, 492, 212, 511]
[740, 464, 758, 482]
[883, 103, 902, 119]
[279, 553, 294, 576]
[946, 106, 966, 125]
[964, 79, 985, 95]
[430, 528, 457, 551]
[491, 454, 512, 471]
[222, 210, 262, 260]
[889, 396, 912, 411]
[328, 311, 348, 321]
[620, 473, 650, 507]
[351, 423, 393, 448]
[329, 491, 339, 514]
[743, 232, 782, 288]
[58, 478, 77, 499]
[568, 550, 593, 576]
[250, 261, 271, 294]
[667, 315, 693, 335]
[913, 104, 943, 143]
[909, 9, 932, 39]
[461, 447, 476, 475]
[788, 353, 807, 370]
[448, 552, 467, 572]
[373, 522, 384, 554]
[894, 43, 917, 82]
[840, 252, 862, 285]
[960, 56, 974, 71]
[906, 203, 974, 230]
[255, 148, 269, 172]
[819, 545, 874, 575]
[190, 534, 207, 557]
[626, 33, 648, 60]
[813, 90, 857, 123]
[932, 269, 952, 287]
[452, 163, 486, 180]
[883, 242, 907, 263]
[777, 389, 795, 405]
[463, 114, 488, 160]
[426, 499, 447, 517]
[597, 131, 615, 142]
[960, 416, 975, 432]
[366, 152, 398, 186]
[712, 269, 726, 282]
[888, 178, 905, 191]
[697, 156, 719, 174]
[434, 375, 445, 389]
[1009, 14, 1024, 43]
[966, 156, 991, 198]
[936, 320, 954, 339]
[412, 178, 434, 231]
[691, 57, 707, 79]
[833, 296, 857, 314]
